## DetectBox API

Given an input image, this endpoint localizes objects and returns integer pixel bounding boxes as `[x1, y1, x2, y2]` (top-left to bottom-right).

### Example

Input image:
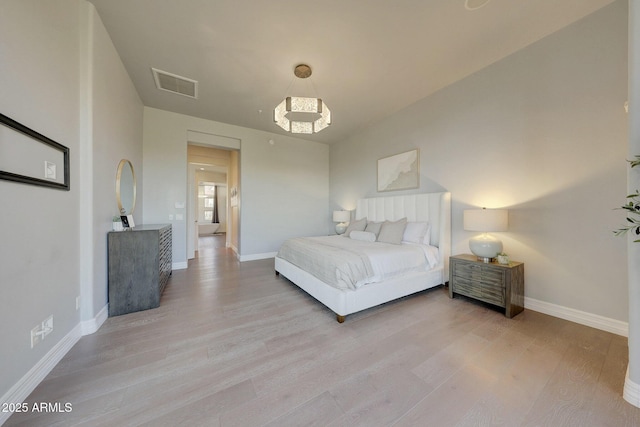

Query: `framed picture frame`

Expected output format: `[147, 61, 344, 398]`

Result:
[377, 149, 419, 192]
[120, 215, 135, 229]
[0, 112, 70, 191]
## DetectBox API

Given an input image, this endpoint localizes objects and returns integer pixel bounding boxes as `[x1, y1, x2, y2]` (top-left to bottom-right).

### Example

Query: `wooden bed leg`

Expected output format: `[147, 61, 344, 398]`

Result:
[275, 271, 279, 276]
[336, 314, 346, 323]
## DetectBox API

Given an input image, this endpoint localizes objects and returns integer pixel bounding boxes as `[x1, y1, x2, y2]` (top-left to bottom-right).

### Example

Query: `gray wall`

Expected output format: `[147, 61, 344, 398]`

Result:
[143, 107, 329, 263]
[0, 0, 81, 398]
[331, 1, 629, 322]
[87, 3, 144, 321]
[0, 0, 143, 403]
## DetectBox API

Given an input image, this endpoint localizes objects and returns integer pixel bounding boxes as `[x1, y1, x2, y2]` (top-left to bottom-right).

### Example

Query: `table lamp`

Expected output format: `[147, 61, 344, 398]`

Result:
[463, 208, 508, 262]
[333, 210, 350, 234]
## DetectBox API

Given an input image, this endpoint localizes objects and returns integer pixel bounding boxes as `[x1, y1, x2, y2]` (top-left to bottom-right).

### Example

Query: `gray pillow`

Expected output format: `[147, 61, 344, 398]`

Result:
[377, 218, 408, 244]
[343, 217, 367, 237]
[364, 221, 383, 238]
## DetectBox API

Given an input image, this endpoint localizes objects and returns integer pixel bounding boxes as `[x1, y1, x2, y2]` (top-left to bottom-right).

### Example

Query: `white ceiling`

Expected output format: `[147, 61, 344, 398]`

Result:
[88, 0, 617, 145]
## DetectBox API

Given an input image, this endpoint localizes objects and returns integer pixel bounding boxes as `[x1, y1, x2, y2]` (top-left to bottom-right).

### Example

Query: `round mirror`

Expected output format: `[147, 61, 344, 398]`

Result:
[116, 159, 136, 215]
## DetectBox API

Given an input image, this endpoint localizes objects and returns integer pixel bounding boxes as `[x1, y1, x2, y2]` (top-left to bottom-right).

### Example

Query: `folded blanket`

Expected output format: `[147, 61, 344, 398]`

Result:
[277, 236, 375, 290]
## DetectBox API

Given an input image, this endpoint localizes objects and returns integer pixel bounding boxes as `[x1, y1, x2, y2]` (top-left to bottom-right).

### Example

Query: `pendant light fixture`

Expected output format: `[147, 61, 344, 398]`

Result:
[274, 64, 331, 134]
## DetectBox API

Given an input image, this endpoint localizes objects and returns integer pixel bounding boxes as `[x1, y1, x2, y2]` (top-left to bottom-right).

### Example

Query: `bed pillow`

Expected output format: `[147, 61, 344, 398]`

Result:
[364, 221, 383, 238]
[422, 223, 432, 245]
[350, 230, 377, 242]
[377, 218, 408, 244]
[402, 221, 429, 244]
[343, 217, 367, 237]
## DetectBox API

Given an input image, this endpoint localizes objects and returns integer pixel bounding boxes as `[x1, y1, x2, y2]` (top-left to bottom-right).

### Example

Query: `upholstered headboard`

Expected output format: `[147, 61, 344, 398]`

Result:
[355, 192, 451, 279]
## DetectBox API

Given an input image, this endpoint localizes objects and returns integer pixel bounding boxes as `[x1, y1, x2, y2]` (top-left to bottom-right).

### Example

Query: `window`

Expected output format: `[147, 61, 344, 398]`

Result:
[198, 182, 216, 222]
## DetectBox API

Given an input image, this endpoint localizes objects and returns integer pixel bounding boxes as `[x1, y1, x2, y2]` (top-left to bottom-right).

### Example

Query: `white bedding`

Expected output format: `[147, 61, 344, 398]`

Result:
[276, 235, 439, 291]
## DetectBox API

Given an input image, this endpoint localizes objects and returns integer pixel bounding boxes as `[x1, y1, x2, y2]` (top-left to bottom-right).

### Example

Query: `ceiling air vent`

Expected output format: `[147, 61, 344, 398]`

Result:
[152, 68, 198, 99]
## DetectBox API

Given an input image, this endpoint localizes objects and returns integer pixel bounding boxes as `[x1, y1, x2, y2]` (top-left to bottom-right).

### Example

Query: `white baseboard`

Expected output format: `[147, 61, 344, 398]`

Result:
[172, 261, 188, 270]
[80, 304, 108, 336]
[524, 297, 628, 337]
[229, 244, 239, 257]
[0, 305, 108, 425]
[624, 367, 640, 408]
[239, 251, 277, 262]
[0, 324, 82, 426]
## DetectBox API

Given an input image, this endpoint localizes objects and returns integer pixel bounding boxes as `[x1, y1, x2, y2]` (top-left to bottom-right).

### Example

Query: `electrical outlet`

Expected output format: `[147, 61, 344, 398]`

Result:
[76, 296, 80, 311]
[31, 315, 53, 348]
[44, 161, 56, 180]
[31, 325, 42, 348]
[42, 315, 53, 337]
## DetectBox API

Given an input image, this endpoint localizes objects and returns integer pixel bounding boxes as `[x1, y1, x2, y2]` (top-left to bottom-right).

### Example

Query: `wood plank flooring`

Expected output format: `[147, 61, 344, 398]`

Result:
[5, 235, 640, 426]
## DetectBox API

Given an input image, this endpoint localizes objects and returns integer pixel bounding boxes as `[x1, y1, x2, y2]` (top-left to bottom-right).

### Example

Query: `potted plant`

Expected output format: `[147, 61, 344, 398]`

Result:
[615, 155, 640, 242]
[112, 216, 123, 231]
[496, 252, 509, 265]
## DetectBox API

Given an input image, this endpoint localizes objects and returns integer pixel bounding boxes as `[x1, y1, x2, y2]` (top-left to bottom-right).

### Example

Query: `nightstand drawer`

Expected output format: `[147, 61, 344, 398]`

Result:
[452, 276, 504, 307]
[451, 277, 483, 299]
[453, 262, 504, 286]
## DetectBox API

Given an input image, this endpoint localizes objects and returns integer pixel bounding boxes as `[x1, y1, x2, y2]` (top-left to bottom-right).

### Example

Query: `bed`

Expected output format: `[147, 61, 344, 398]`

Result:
[275, 192, 451, 322]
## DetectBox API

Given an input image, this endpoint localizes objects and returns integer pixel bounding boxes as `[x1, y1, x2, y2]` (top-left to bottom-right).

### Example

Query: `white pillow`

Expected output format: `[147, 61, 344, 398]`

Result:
[402, 221, 429, 244]
[422, 223, 432, 245]
[350, 230, 377, 242]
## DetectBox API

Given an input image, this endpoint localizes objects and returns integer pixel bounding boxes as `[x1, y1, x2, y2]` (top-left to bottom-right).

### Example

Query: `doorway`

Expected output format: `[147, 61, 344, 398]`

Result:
[187, 143, 239, 260]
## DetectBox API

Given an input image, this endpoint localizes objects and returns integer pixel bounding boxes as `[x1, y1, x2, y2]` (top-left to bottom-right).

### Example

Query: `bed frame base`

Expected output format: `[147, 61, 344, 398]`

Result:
[275, 257, 444, 323]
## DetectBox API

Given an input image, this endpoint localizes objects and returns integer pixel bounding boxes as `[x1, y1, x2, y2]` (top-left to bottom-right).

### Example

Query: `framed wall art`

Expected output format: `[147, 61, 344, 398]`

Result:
[0, 112, 70, 191]
[377, 149, 419, 192]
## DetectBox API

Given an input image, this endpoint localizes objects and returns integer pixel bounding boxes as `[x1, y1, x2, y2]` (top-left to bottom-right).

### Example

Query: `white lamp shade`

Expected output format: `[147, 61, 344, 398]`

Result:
[333, 210, 351, 223]
[463, 209, 508, 232]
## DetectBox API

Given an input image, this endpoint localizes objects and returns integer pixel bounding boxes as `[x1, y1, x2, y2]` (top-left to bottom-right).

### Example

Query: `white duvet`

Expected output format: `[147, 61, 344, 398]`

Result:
[276, 235, 439, 291]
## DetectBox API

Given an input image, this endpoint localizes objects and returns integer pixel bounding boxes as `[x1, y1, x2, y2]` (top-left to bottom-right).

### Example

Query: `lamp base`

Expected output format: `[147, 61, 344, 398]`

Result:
[469, 233, 503, 263]
[335, 222, 348, 235]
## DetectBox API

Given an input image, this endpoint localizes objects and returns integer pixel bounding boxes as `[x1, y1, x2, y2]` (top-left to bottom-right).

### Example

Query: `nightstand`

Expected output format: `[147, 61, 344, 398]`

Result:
[449, 254, 524, 318]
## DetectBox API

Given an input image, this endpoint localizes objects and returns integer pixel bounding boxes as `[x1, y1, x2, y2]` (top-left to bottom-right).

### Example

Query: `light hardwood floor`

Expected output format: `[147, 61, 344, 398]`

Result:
[6, 235, 640, 426]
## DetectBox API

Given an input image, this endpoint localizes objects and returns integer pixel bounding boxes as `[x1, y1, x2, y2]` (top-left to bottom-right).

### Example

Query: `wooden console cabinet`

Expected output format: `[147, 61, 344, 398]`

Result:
[108, 224, 172, 316]
[449, 254, 524, 318]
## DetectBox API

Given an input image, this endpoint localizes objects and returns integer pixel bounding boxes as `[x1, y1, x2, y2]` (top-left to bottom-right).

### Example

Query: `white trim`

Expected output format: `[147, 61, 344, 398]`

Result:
[172, 261, 188, 270]
[186, 130, 240, 150]
[624, 367, 640, 408]
[239, 251, 277, 262]
[0, 302, 108, 425]
[80, 304, 108, 336]
[0, 324, 82, 425]
[524, 297, 628, 337]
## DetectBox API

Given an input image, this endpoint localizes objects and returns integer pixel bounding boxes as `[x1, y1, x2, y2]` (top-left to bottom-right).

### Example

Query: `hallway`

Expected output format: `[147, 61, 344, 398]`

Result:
[196, 233, 228, 258]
